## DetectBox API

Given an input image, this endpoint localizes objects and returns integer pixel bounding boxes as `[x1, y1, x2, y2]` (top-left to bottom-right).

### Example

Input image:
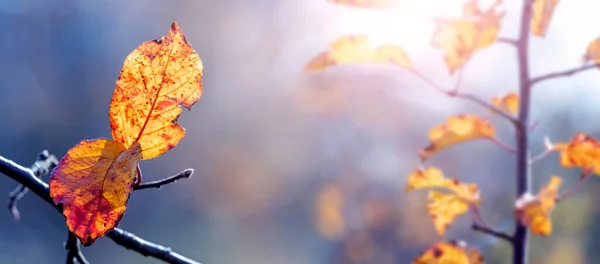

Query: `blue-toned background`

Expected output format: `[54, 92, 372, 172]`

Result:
[1, 0, 599, 263]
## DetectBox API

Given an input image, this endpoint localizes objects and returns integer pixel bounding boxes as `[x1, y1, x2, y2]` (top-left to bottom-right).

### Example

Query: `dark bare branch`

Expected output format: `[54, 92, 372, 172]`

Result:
[135, 169, 194, 191]
[65, 232, 89, 264]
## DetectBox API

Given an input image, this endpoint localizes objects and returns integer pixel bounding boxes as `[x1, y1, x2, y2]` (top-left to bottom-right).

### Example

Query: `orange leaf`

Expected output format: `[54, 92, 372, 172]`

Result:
[406, 167, 480, 236]
[413, 240, 485, 264]
[583, 38, 600, 63]
[515, 176, 562, 236]
[531, 0, 560, 37]
[491, 92, 519, 116]
[431, 0, 504, 74]
[109, 22, 203, 160]
[304, 35, 412, 71]
[419, 115, 495, 161]
[49, 139, 142, 246]
[327, 0, 397, 8]
[315, 185, 346, 239]
[554, 133, 600, 175]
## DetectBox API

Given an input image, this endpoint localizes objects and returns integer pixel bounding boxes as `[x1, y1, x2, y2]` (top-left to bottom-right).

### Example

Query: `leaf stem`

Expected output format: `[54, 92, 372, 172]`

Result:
[487, 137, 517, 153]
[530, 63, 600, 86]
[556, 170, 591, 203]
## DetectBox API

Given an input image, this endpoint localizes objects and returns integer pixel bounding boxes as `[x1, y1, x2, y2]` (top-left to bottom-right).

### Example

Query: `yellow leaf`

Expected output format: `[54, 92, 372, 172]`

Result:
[413, 240, 485, 264]
[109, 22, 203, 160]
[554, 133, 600, 175]
[49, 139, 143, 246]
[583, 38, 600, 63]
[406, 167, 480, 236]
[531, 0, 560, 37]
[515, 176, 562, 236]
[491, 92, 519, 116]
[431, 0, 504, 74]
[315, 185, 346, 239]
[419, 115, 495, 161]
[304, 35, 412, 71]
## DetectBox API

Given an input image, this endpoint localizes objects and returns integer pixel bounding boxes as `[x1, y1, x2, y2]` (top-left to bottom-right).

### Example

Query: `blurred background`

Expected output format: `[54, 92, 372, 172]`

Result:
[1, 0, 600, 263]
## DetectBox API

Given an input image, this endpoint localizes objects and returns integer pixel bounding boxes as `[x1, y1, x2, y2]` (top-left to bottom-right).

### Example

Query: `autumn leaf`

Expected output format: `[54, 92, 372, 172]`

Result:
[304, 35, 412, 71]
[49, 139, 142, 246]
[49, 22, 203, 246]
[109, 22, 203, 160]
[492, 92, 519, 116]
[419, 115, 495, 161]
[515, 176, 562, 236]
[315, 184, 346, 239]
[406, 167, 480, 236]
[583, 38, 600, 63]
[431, 0, 504, 74]
[531, 0, 560, 37]
[327, 0, 397, 8]
[413, 240, 485, 264]
[554, 133, 600, 175]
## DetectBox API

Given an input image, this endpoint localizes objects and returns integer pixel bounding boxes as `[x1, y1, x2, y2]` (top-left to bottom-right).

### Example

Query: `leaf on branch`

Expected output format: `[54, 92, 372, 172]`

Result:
[491, 92, 519, 116]
[304, 35, 412, 71]
[110, 22, 203, 160]
[315, 184, 346, 239]
[515, 176, 562, 236]
[531, 0, 560, 37]
[406, 167, 480, 236]
[419, 115, 495, 161]
[327, 0, 398, 8]
[431, 0, 504, 74]
[49, 139, 142, 246]
[412, 240, 484, 264]
[49, 22, 203, 246]
[554, 133, 600, 174]
[583, 38, 600, 64]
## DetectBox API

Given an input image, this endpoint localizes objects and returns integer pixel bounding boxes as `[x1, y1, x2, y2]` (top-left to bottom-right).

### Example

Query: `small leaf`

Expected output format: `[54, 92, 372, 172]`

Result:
[413, 240, 485, 264]
[109, 22, 203, 160]
[406, 167, 480, 236]
[554, 133, 600, 175]
[431, 0, 504, 74]
[327, 0, 397, 8]
[491, 92, 519, 116]
[583, 38, 600, 63]
[531, 0, 560, 37]
[315, 184, 346, 239]
[304, 35, 412, 71]
[515, 176, 562, 236]
[419, 115, 495, 161]
[49, 139, 143, 246]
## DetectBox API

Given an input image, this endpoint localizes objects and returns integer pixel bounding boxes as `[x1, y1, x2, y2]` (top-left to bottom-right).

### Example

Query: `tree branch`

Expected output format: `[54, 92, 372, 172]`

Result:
[472, 223, 514, 242]
[497, 37, 518, 46]
[530, 63, 600, 86]
[135, 169, 194, 191]
[514, 0, 534, 263]
[0, 152, 201, 264]
[65, 232, 89, 264]
[408, 69, 519, 125]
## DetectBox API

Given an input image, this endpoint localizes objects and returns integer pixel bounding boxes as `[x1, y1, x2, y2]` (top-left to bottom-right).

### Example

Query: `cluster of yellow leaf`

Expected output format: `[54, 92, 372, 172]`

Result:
[406, 167, 480, 236]
[49, 22, 203, 246]
[431, 0, 504, 74]
[515, 176, 562, 236]
[531, 0, 560, 37]
[304, 35, 412, 71]
[491, 92, 519, 116]
[413, 240, 484, 264]
[584, 38, 600, 64]
[554, 133, 600, 174]
[419, 115, 495, 161]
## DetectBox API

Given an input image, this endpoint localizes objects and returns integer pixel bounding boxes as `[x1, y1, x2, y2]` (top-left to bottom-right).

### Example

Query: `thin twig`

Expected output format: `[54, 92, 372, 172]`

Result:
[0, 153, 201, 264]
[65, 232, 89, 264]
[556, 170, 591, 203]
[529, 120, 540, 132]
[530, 63, 600, 86]
[7, 150, 58, 221]
[469, 206, 513, 243]
[135, 169, 194, 191]
[497, 37, 518, 46]
[487, 137, 517, 153]
[409, 69, 519, 125]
